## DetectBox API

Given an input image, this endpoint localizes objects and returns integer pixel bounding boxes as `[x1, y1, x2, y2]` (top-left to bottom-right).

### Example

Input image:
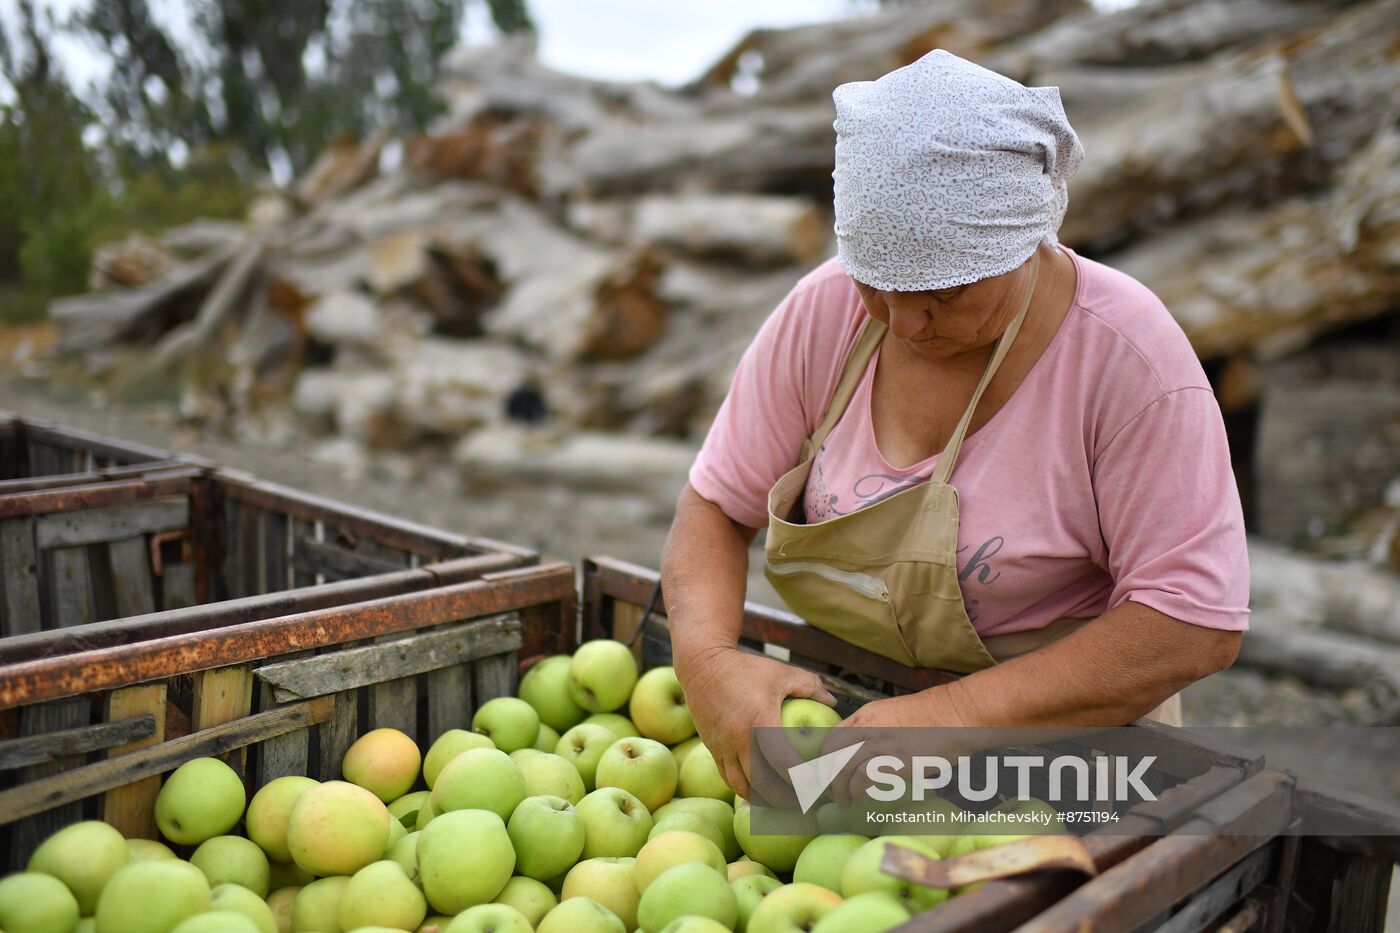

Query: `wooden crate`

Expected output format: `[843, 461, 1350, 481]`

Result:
[0, 413, 197, 494]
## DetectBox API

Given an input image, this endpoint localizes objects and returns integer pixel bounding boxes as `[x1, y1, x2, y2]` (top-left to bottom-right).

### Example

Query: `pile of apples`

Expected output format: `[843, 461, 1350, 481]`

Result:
[0, 639, 1056, 933]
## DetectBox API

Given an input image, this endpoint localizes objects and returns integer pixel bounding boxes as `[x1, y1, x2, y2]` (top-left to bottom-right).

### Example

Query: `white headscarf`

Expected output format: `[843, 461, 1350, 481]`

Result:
[832, 49, 1084, 292]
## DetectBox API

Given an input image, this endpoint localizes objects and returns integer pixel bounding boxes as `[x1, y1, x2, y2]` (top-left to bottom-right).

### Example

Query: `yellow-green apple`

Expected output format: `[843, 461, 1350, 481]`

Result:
[583, 713, 639, 740]
[555, 724, 618, 790]
[190, 835, 270, 897]
[208, 884, 277, 933]
[520, 655, 588, 732]
[342, 728, 421, 802]
[420, 916, 454, 933]
[473, 697, 542, 754]
[648, 811, 726, 853]
[815, 802, 853, 836]
[493, 876, 556, 927]
[386, 831, 421, 883]
[418, 809, 515, 913]
[670, 736, 703, 771]
[628, 667, 695, 745]
[423, 729, 495, 789]
[246, 776, 318, 863]
[655, 798, 739, 860]
[561, 858, 640, 931]
[634, 830, 726, 893]
[126, 838, 177, 861]
[568, 641, 639, 713]
[416, 795, 440, 831]
[169, 910, 260, 932]
[810, 892, 910, 933]
[286, 780, 391, 877]
[291, 876, 349, 933]
[95, 860, 210, 933]
[267, 860, 313, 891]
[677, 742, 734, 803]
[155, 757, 246, 845]
[265, 886, 299, 933]
[508, 795, 586, 880]
[27, 819, 128, 914]
[636, 863, 737, 933]
[793, 834, 867, 893]
[388, 789, 432, 828]
[780, 700, 842, 762]
[596, 737, 677, 812]
[734, 805, 814, 874]
[431, 747, 527, 821]
[747, 883, 843, 933]
[840, 837, 948, 911]
[728, 858, 777, 882]
[0, 871, 79, 933]
[537, 897, 625, 933]
[510, 749, 586, 804]
[576, 787, 655, 858]
[732, 874, 782, 933]
[535, 723, 562, 752]
[444, 903, 532, 933]
[338, 860, 426, 931]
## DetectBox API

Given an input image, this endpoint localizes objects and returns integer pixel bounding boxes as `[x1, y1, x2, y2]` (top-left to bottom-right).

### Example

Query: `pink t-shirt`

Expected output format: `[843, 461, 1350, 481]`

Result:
[690, 247, 1249, 636]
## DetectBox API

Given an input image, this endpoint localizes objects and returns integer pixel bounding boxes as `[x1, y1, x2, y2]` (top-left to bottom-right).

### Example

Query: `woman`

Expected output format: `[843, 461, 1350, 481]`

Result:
[661, 50, 1248, 798]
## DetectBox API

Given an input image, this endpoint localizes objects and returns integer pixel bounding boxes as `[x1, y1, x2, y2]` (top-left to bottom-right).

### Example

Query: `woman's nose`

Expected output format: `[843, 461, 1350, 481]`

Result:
[886, 302, 931, 339]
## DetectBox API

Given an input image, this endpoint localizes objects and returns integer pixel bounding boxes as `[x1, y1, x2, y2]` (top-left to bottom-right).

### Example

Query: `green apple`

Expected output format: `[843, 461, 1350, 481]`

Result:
[537, 896, 625, 933]
[649, 811, 727, 853]
[444, 903, 533, 933]
[779, 699, 841, 762]
[338, 860, 427, 932]
[628, 667, 696, 746]
[155, 757, 246, 846]
[636, 863, 736, 933]
[562, 858, 639, 931]
[268, 860, 314, 891]
[246, 776, 318, 863]
[508, 795, 586, 881]
[473, 697, 542, 753]
[556, 724, 618, 790]
[732, 873, 782, 933]
[677, 742, 734, 803]
[286, 780, 391, 877]
[670, 736, 703, 771]
[209, 884, 277, 933]
[386, 831, 421, 883]
[291, 876, 349, 933]
[266, 886, 299, 933]
[191, 835, 270, 897]
[423, 729, 495, 789]
[95, 860, 210, 933]
[655, 798, 738, 861]
[343, 727, 422, 802]
[728, 858, 777, 883]
[792, 834, 868, 893]
[416, 794, 440, 831]
[493, 876, 556, 927]
[520, 655, 588, 732]
[840, 837, 947, 911]
[418, 809, 515, 914]
[583, 713, 639, 740]
[811, 892, 910, 933]
[169, 911, 260, 932]
[27, 819, 128, 914]
[389, 789, 432, 829]
[0, 871, 79, 933]
[568, 641, 639, 713]
[634, 830, 726, 893]
[596, 737, 677, 812]
[734, 805, 813, 874]
[535, 723, 562, 752]
[431, 746, 527, 821]
[659, 919, 733, 933]
[419, 916, 455, 933]
[126, 838, 177, 861]
[814, 802, 852, 836]
[576, 787, 655, 858]
[747, 882, 843, 933]
[511, 749, 587, 804]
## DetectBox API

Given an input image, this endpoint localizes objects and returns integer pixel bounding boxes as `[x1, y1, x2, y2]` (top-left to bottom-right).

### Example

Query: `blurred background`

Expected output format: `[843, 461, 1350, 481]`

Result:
[1, 0, 1398, 730]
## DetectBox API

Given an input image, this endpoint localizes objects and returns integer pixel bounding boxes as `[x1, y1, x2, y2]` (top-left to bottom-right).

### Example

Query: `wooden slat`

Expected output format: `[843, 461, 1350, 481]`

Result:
[242, 505, 265, 596]
[34, 499, 188, 549]
[473, 651, 517, 707]
[9, 699, 91, 869]
[101, 685, 167, 839]
[255, 675, 309, 785]
[0, 696, 332, 825]
[611, 600, 647, 671]
[263, 512, 290, 594]
[49, 546, 93, 628]
[161, 561, 198, 611]
[0, 518, 41, 636]
[427, 663, 474, 740]
[0, 714, 154, 769]
[292, 536, 403, 581]
[316, 690, 358, 782]
[108, 536, 156, 618]
[1150, 842, 1275, 933]
[289, 518, 317, 588]
[256, 616, 522, 702]
[368, 652, 419, 736]
[192, 665, 254, 771]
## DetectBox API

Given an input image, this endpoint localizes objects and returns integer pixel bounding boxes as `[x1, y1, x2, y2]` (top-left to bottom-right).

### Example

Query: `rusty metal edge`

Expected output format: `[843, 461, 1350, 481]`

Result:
[0, 460, 193, 495]
[0, 471, 200, 519]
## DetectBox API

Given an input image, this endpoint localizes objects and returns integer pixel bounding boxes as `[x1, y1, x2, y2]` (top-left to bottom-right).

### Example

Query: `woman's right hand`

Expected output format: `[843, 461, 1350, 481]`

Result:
[677, 645, 836, 800]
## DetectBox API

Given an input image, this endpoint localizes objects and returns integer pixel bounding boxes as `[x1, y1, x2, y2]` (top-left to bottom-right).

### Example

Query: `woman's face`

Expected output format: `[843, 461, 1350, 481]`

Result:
[852, 258, 1031, 362]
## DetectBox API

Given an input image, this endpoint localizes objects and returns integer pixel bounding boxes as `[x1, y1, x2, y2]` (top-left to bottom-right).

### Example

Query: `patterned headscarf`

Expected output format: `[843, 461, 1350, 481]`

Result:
[832, 50, 1084, 292]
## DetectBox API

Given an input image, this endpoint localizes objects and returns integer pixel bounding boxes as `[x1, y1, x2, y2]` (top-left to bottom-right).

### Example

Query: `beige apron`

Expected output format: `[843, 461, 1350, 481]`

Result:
[763, 252, 1181, 726]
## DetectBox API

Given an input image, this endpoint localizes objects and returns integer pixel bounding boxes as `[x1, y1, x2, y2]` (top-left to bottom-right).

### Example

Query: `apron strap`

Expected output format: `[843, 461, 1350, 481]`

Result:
[803, 316, 888, 459]
[931, 251, 1040, 486]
